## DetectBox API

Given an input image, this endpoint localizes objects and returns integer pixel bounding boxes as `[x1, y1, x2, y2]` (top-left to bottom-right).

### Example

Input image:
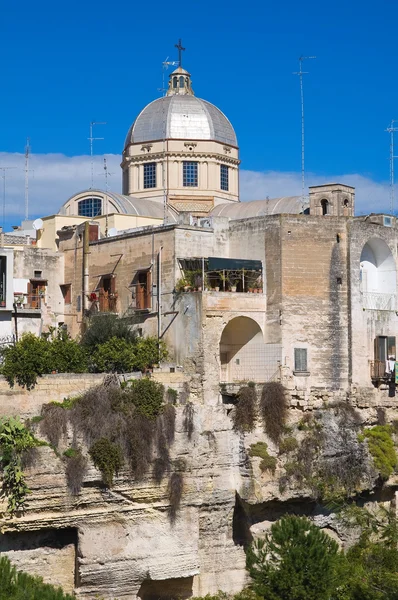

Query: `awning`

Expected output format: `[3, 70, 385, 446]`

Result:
[207, 257, 262, 271]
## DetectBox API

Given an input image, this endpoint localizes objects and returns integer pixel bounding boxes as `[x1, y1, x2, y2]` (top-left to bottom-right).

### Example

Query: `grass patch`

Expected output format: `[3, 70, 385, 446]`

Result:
[359, 425, 397, 480]
[249, 442, 277, 474]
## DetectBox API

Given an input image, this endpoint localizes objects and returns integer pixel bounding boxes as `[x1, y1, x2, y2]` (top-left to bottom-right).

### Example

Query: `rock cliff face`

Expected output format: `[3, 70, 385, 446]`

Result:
[0, 374, 397, 599]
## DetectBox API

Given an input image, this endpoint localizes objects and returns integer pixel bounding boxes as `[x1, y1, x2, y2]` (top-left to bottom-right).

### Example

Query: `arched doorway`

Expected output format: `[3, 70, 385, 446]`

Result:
[360, 238, 396, 310]
[220, 317, 272, 383]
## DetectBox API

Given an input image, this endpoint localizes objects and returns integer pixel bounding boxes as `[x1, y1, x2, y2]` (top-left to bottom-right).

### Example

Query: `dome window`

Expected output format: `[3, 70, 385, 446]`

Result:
[183, 161, 198, 187]
[173, 77, 178, 89]
[220, 165, 229, 191]
[143, 163, 157, 189]
[179, 76, 185, 88]
[78, 197, 102, 218]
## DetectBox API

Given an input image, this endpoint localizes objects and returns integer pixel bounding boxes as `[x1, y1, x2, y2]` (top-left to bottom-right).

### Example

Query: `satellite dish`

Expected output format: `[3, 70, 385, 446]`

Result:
[108, 227, 118, 237]
[32, 218, 44, 230]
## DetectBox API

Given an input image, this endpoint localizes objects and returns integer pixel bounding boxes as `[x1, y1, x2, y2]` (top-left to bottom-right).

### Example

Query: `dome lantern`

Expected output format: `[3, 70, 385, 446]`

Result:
[167, 67, 194, 97]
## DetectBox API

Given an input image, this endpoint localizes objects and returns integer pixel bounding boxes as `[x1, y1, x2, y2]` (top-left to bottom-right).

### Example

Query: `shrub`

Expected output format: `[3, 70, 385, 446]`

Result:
[81, 313, 137, 349]
[64, 448, 87, 495]
[40, 404, 68, 448]
[47, 335, 88, 374]
[279, 436, 298, 455]
[0, 555, 76, 600]
[89, 437, 124, 487]
[132, 337, 168, 371]
[90, 336, 136, 373]
[259, 382, 288, 444]
[233, 386, 257, 433]
[183, 402, 194, 439]
[246, 516, 341, 600]
[166, 387, 178, 404]
[168, 471, 184, 523]
[1, 334, 50, 389]
[249, 442, 277, 474]
[1, 332, 88, 390]
[127, 378, 165, 420]
[0, 416, 42, 514]
[359, 425, 397, 480]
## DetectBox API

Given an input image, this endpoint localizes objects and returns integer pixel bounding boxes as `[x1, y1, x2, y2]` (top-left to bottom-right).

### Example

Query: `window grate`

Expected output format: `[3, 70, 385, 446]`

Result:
[294, 348, 308, 372]
[143, 163, 157, 189]
[183, 161, 198, 187]
[220, 165, 229, 191]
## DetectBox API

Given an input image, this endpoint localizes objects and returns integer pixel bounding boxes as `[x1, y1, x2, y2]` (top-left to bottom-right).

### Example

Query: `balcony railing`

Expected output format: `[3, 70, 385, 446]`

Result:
[98, 291, 117, 313]
[370, 360, 390, 380]
[362, 292, 396, 311]
[220, 343, 282, 384]
[13, 293, 43, 310]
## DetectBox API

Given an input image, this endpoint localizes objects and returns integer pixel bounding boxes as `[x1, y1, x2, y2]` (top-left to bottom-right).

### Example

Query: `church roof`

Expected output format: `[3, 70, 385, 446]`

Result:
[211, 197, 308, 219]
[58, 190, 177, 221]
[124, 95, 237, 148]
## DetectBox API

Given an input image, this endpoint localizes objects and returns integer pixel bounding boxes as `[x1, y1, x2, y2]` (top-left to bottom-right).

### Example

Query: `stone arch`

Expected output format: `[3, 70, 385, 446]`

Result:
[321, 199, 329, 215]
[360, 237, 396, 309]
[219, 316, 264, 383]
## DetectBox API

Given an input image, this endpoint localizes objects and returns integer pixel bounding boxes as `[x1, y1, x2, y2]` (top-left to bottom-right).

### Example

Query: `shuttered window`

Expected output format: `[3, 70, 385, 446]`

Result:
[294, 348, 308, 372]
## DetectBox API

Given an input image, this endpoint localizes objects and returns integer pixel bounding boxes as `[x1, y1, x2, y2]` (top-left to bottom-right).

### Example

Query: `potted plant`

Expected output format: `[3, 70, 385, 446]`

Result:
[0, 296, 6, 307]
[230, 279, 239, 292]
[175, 277, 188, 292]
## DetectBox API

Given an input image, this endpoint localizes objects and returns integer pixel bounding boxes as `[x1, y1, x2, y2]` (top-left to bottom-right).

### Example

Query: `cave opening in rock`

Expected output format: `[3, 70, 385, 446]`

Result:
[0, 527, 78, 593]
[232, 492, 253, 547]
[137, 575, 194, 600]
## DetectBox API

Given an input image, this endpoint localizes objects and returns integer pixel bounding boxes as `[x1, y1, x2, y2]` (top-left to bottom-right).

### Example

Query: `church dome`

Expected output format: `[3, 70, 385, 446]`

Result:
[124, 68, 237, 149]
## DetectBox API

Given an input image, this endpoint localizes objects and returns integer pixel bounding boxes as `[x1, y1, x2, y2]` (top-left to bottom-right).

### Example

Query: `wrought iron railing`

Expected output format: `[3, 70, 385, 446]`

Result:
[362, 292, 396, 311]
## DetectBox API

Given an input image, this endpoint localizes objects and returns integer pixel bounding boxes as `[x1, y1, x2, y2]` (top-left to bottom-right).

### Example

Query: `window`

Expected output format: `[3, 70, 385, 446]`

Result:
[0, 256, 6, 307]
[321, 199, 329, 215]
[375, 336, 396, 362]
[78, 197, 102, 218]
[343, 199, 349, 207]
[294, 348, 308, 372]
[179, 75, 184, 87]
[60, 284, 71, 304]
[34, 270, 42, 278]
[134, 270, 152, 310]
[173, 76, 177, 88]
[183, 161, 198, 187]
[143, 163, 157, 189]
[220, 165, 229, 191]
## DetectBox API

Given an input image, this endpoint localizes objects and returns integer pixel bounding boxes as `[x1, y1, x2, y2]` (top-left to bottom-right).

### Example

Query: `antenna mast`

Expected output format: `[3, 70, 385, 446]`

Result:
[24, 138, 31, 220]
[293, 55, 316, 207]
[88, 121, 106, 189]
[386, 120, 398, 215]
[103, 158, 114, 236]
[160, 54, 179, 224]
[0, 167, 17, 230]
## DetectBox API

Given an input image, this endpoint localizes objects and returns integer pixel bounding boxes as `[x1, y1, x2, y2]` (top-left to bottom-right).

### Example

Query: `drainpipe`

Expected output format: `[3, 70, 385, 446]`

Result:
[83, 221, 90, 314]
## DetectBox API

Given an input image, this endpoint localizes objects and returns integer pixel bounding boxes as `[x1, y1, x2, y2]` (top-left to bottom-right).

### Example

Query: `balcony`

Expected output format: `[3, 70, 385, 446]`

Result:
[362, 292, 396, 311]
[98, 291, 118, 313]
[13, 293, 43, 311]
[177, 256, 263, 293]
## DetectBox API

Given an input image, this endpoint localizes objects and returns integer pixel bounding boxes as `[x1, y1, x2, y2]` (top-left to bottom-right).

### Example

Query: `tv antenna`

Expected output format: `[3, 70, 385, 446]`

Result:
[386, 120, 398, 215]
[0, 167, 17, 229]
[102, 158, 114, 236]
[88, 121, 106, 189]
[293, 55, 316, 207]
[159, 54, 179, 225]
[24, 137, 34, 220]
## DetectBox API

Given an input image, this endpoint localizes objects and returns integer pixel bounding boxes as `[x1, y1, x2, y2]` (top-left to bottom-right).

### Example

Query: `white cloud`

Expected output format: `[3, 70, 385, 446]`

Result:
[0, 152, 391, 224]
[240, 170, 391, 215]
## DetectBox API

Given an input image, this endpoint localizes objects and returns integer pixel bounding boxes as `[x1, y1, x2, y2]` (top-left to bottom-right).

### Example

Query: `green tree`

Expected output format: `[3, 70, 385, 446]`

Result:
[91, 336, 136, 373]
[246, 515, 341, 600]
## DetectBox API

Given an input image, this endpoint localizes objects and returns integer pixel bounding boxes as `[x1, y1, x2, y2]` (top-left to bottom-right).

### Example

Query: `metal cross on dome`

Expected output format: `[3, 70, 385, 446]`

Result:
[175, 39, 185, 68]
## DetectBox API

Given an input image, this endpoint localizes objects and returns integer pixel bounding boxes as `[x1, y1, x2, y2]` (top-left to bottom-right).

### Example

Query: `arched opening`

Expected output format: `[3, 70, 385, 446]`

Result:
[360, 238, 396, 310]
[321, 199, 329, 215]
[220, 317, 265, 383]
[173, 76, 177, 88]
[179, 75, 184, 88]
[343, 199, 349, 207]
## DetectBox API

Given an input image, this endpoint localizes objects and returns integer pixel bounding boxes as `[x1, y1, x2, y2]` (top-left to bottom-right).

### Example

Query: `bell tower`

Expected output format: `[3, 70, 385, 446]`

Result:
[309, 183, 355, 217]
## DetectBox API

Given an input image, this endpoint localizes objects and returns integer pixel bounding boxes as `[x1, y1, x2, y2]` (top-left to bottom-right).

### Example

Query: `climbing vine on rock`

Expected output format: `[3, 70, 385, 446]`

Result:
[0, 417, 43, 515]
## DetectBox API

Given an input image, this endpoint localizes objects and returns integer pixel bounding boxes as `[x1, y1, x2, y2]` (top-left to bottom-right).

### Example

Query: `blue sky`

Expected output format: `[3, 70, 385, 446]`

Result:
[0, 0, 398, 226]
